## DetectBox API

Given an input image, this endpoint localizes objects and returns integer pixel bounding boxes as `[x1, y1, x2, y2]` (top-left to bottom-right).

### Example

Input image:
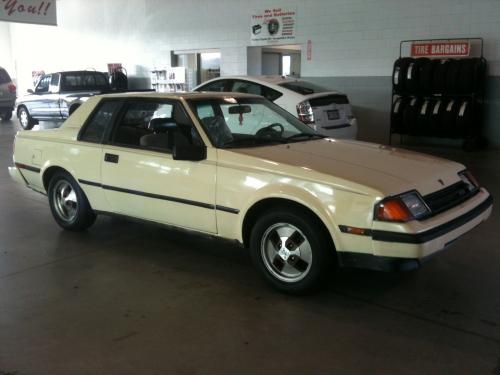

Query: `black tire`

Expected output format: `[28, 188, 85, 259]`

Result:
[429, 99, 446, 137]
[416, 99, 435, 136]
[458, 58, 487, 94]
[445, 59, 461, 94]
[418, 58, 434, 95]
[48, 171, 96, 231]
[249, 207, 333, 294]
[432, 59, 449, 94]
[392, 57, 413, 94]
[442, 99, 461, 138]
[1, 111, 13, 121]
[405, 58, 429, 94]
[456, 100, 475, 139]
[18, 106, 36, 130]
[402, 97, 423, 136]
[391, 97, 409, 134]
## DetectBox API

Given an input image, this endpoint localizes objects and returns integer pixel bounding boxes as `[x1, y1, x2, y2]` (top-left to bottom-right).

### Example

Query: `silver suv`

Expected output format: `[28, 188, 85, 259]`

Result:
[0, 67, 16, 121]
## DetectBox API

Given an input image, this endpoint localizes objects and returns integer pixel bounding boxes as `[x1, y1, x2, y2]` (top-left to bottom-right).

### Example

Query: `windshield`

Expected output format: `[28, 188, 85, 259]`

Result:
[278, 81, 331, 95]
[187, 97, 323, 148]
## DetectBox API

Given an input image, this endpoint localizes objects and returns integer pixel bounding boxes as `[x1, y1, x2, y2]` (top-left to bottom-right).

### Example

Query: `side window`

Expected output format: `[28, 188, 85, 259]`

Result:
[231, 80, 262, 95]
[35, 76, 51, 93]
[50, 74, 60, 86]
[112, 100, 200, 152]
[80, 100, 122, 143]
[196, 104, 215, 119]
[262, 86, 283, 101]
[198, 80, 228, 92]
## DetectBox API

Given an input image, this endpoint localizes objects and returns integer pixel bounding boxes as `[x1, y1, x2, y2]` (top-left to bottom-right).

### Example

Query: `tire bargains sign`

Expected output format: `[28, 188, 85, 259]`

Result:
[250, 7, 296, 45]
[1, 0, 57, 26]
[411, 41, 470, 58]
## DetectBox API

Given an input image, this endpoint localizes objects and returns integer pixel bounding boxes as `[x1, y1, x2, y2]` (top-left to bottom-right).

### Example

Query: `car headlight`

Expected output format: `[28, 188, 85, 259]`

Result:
[374, 191, 430, 222]
[459, 170, 479, 192]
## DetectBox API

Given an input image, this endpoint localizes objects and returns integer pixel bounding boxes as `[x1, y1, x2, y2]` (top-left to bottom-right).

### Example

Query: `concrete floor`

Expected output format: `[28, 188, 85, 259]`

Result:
[0, 117, 499, 375]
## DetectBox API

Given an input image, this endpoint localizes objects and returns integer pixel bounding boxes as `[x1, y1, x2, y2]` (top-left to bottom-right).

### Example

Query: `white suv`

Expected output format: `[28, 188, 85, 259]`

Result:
[194, 76, 357, 139]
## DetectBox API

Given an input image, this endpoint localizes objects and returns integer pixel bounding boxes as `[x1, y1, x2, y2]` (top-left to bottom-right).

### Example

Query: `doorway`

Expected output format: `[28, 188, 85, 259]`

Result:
[247, 44, 301, 77]
[172, 49, 221, 90]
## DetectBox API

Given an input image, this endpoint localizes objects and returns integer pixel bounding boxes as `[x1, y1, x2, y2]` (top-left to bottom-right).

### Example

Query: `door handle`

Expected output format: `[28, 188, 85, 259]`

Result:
[104, 153, 119, 163]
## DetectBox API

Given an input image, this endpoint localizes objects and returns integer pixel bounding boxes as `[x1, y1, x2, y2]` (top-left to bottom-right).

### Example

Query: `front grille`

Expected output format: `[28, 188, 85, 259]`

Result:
[423, 181, 478, 216]
[309, 95, 349, 107]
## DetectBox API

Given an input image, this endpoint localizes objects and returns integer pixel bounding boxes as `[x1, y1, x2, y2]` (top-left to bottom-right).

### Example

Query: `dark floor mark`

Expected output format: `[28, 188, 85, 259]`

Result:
[493, 357, 500, 375]
[0, 370, 18, 375]
[113, 331, 139, 342]
[332, 289, 500, 346]
[440, 309, 465, 317]
[482, 319, 499, 327]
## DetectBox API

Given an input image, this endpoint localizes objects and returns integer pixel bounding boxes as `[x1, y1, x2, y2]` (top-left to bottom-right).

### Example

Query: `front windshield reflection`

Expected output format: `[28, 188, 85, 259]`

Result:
[187, 97, 324, 148]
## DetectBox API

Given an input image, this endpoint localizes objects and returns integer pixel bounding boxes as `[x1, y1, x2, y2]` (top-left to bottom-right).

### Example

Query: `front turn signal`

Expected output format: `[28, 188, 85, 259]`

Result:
[375, 198, 413, 222]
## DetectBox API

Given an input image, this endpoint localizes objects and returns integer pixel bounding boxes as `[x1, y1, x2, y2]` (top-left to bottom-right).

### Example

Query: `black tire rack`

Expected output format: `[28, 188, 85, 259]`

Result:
[390, 38, 487, 149]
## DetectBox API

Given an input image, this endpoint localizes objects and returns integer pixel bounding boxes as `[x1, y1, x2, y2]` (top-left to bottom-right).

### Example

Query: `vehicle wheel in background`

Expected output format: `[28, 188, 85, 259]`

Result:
[442, 99, 461, 138]
[249, 207, 333, 294]
[391, 97, 409, 134]
[48, 171, 96, 231]
[445, 59, 461, 94]
[392, 57, 413, 94]
[1, 111, 13, 121]
[18, 106, 36, 130]
[432, 60, 449, 94]
[402, 97, 422, 136]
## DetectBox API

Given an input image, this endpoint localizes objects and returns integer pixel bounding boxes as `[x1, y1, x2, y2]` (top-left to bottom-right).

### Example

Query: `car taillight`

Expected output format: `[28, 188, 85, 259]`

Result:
[8, 84, 16, 93]
[296, 101, 314, 124]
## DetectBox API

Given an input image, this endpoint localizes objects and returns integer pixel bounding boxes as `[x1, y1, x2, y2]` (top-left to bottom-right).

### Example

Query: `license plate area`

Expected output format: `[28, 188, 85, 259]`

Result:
[326, 109, 339, 120]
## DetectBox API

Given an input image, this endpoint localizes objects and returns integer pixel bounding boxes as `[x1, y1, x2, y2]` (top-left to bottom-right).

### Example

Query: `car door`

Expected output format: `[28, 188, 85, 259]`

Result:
[28, 75, 52, 118]
[45, 73, 63, 120]
[100, 98, 217, 234]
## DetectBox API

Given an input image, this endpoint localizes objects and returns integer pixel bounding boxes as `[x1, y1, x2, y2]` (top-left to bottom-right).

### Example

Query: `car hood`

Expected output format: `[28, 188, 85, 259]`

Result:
[229, 139, 464, 196]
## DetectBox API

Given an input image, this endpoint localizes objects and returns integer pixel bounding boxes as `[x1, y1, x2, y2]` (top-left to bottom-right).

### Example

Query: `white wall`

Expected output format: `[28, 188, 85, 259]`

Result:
[0, 22, 14, 78]
[7, 0, 500, 91]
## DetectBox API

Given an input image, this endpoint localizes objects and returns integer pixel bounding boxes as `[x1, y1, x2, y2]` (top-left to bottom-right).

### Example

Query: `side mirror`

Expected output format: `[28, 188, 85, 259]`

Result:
[173, 144, 206, 161]
[27, 89, 34, 94]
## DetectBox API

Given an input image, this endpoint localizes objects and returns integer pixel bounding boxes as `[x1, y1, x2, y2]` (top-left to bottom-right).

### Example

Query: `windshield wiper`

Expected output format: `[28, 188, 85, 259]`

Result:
[286, 133, 326, 141]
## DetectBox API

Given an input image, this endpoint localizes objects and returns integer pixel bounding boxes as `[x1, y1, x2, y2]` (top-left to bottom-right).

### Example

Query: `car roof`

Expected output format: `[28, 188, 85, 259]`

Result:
[208, 75, 299, 85]
[98, 91, 263, 100]
[46, 70, 107, 75]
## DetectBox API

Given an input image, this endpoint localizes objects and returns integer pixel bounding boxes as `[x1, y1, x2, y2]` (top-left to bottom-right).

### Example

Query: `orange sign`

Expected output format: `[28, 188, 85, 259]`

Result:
[411, 41, 470, 57]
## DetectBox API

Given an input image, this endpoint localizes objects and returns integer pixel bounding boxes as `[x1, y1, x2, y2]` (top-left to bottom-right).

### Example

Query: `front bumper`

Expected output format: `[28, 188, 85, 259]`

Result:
[338, 189, 493, 271]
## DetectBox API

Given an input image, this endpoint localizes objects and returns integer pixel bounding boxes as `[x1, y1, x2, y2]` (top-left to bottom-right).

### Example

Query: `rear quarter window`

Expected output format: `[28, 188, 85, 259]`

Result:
[80, 100, 123, 143]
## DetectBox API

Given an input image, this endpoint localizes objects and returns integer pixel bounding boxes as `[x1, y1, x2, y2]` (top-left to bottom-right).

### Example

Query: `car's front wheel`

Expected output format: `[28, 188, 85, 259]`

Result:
[249, 207, 333, 294]
[48, 171, 96, 231]
[18, 107, 35, 130]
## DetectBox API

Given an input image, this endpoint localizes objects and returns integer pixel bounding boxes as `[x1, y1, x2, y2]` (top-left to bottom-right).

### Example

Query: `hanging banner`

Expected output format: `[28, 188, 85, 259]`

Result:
[250, 7, 296, 45]
[411, 41, 470, 58]
[0, 0, 57, 26]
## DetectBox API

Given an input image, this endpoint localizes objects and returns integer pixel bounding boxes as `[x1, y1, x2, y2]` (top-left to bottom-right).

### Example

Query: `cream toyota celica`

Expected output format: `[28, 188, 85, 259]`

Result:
[9, 92, 493, 294]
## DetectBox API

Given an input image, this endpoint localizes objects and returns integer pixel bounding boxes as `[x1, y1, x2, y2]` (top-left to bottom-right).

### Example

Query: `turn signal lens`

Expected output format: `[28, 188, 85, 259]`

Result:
[375, 198, 413, 222]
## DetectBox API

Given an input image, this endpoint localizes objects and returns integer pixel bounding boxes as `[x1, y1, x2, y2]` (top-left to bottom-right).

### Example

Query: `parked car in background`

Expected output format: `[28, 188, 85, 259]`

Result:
[0, 66, 16, 122]
[9, 92, 492, 294]
[194, 76, 358, 139]
[15, 70, 110, 130]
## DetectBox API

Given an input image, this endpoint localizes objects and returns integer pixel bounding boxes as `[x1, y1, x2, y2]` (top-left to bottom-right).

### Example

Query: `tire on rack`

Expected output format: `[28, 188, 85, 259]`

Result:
[249, 206, 333, 294]
[405, 58, 429, 94]
[457, 58, 487, 94]
[445, 59, 462, 95]
[456, 100, 475, 139]
[48, 171, 97, 231]
[441, 99, 461, 138]
[429, 99, 447, 137]
[391, 97, 409, 134]
[17, 106, 36, 130]
[418, 58, 434, 95]
[432, 59, 449, 94]
[416, 99, 435, 136]
[392, 57, 413, 94]
[402, 97, 422, 136]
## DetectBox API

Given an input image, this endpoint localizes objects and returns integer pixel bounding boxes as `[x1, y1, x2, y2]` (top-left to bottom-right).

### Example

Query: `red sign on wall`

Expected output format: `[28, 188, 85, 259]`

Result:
[411, 41, 470, 58]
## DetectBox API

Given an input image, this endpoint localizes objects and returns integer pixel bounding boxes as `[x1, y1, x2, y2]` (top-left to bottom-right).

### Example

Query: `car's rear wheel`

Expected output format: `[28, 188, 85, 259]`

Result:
[48, 171, 96, 231]
[18, 107, 35, 130]
[249, 208, 333, 294]
[1, 111, 12, 121]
